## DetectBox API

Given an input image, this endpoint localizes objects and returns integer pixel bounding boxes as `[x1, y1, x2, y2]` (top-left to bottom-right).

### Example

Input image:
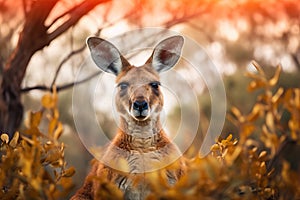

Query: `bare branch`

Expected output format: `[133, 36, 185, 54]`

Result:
[21, 71, 102, 93]
[21, 4, 206, 95]
[47, 0, 111, 42]
[49, 27, 104, 89]
[47, 3, 78, 29]
[49, 9, 135, 89]
[50, 44, 86, 88]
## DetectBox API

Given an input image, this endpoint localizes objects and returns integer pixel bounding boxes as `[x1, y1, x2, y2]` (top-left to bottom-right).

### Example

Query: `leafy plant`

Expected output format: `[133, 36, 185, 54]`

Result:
[0, 87, 75, 199]
[81, 62, 300, 200]
[1, 62, 299, 199]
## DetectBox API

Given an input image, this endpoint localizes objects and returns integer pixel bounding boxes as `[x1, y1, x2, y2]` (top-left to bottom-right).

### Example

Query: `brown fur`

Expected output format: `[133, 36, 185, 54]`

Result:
[72, 36, 185, 200]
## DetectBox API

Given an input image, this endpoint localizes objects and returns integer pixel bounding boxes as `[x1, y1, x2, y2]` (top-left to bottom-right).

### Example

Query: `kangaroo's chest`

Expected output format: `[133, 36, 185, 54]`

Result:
[101, 141, 181, 200]
[113, 151, 179, 200]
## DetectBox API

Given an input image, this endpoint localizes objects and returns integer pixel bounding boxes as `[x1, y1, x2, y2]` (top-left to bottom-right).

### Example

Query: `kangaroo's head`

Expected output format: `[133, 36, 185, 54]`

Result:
[87, 36, 184, 125]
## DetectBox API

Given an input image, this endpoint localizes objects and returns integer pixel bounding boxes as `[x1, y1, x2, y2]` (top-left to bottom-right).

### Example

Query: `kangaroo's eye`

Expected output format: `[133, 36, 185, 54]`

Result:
[118, 82, 129, 90]
[150, 82, 160, 89]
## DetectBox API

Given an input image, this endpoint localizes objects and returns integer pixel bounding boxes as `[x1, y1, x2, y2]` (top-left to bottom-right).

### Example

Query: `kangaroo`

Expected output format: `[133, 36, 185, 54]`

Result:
[71, 35, 185, 200]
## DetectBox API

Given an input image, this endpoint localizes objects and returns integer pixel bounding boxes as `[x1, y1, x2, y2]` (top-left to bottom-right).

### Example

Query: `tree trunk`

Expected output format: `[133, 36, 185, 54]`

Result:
[0, 0, 58, 137]
[0, 0, 110, 137]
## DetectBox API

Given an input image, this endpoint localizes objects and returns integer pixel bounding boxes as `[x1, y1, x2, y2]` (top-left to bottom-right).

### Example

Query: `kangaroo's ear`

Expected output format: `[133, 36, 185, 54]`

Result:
[87, 37, 130, 76]
[147, 36, 184, 73]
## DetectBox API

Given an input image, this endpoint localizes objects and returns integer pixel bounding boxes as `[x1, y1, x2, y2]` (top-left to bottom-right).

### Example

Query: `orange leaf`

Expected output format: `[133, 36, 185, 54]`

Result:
[269, 65, 281, 86]
[9, 131, 19, 148]
[247, 104, 262, 122]
[231, 106, 243, 121]
[251, 61, 265, 76]
[1, 133, 9, 144]
[29, 111, 42, 128]
[62, 167, 76, 177]
[266, 112, 275, 132]
[48, 118, 58, 135]
[53, 122, 63, 140]
[271, 87, 284, 104]
[42, 93, 55, 109]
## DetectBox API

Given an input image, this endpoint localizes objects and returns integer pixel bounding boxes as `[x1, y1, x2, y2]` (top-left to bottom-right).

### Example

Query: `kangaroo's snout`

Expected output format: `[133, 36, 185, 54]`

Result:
[132, 99, 149, 119]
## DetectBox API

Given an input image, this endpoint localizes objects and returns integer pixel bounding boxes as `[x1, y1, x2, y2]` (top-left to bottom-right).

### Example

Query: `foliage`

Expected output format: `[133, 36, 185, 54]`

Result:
[85, 62, 300, 199]
[0, 88, 75, 200]
[1, 62, 300, 199]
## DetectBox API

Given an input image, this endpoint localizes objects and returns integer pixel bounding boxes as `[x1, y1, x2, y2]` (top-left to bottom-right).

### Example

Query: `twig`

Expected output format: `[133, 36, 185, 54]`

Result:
[47, 0, 111, 42]
[50, 44, 87, 89]
[49, 9, 135, 89]
[22, 4, 207, 94]
[47, 2, 78, 29]
[21, 71, 102, 93]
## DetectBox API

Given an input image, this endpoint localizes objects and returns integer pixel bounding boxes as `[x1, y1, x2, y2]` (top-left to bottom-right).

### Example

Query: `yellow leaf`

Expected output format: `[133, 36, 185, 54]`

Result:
[62, 167, 76, 177]
[210, 144, 219, 152]
[231, 107, 243, 121]
[29, 111, 42, 128]
[53, 108, 60, 119]
[244, 71, 261, 80]
[42, 152, 62, 165]
[247, 80, 266, 92]
[225, 146, 242, 166]
[24, 127, 42, 136]
[251, 61, 265, 76]
[0, 133, 9, 144]
[9, 131, 19, 148]
[48, 118, 58, 135]
[241, 124, 255, 138]
[42, 93, 55, 109]
[247, 104, 262, 122]
[247, 80, 257, 92]
[284, 89, 293, 104]
[271, 87, 284, 104]
[269, 65, 281, 86]
[224, 134, 232, 142]
[266, 112, 275, 132]
[258, 151, 267, 161]
[53, 122, 63, 140]
[260, 162, 267, 174]
[31, 178, 42, 191]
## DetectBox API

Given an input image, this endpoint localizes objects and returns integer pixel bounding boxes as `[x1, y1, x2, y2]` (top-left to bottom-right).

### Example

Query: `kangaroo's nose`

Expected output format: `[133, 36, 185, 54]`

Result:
[133, 100, 148, 112]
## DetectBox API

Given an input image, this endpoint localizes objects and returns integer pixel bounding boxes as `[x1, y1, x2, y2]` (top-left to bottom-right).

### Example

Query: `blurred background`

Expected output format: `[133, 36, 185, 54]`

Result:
[1, 0, 300, 196]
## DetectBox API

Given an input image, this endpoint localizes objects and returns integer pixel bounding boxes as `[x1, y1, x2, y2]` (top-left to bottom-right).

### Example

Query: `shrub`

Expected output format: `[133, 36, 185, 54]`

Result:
[1, 62, 299, 199]
[0, 88, 74, 200]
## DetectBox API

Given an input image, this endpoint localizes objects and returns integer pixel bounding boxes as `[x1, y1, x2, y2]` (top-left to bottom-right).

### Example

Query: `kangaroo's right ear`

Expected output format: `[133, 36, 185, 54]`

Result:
[87, 37, 130, 76]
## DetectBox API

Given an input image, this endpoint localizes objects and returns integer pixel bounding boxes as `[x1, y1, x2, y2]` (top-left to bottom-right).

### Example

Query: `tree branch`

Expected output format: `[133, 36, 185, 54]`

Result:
[49, 9, 136, 89]
[21, 2, 207, 95]
[47, 0, 111, 42]
[50, 44, 87, 89]
[47, 3, 78, 29]
[21, 71, 102, 93]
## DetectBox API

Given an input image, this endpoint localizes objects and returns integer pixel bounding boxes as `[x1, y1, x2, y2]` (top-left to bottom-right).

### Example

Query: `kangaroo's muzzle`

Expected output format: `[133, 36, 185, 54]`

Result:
[131, 99, 149, 120]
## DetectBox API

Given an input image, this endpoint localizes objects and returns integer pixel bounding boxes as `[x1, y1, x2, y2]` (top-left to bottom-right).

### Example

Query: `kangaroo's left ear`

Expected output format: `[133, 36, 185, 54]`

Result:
[147, 36, 184, 73]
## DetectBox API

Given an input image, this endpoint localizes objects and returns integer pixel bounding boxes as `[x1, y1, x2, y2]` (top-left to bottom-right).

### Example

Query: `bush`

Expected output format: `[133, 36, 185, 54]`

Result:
[75, 63, 300, 199]
[0, 88, 74, 200]
[1, 63, 299, 199]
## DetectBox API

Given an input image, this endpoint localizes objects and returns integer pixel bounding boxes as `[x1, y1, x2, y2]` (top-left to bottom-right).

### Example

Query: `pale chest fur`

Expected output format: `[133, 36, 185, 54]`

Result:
[98, 129, 183, 200]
